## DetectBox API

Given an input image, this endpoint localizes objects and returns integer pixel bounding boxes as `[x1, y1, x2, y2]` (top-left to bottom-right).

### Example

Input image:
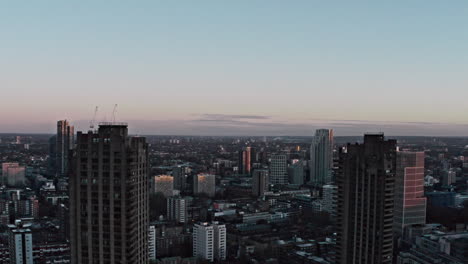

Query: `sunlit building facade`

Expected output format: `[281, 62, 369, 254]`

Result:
[153, 175, 174, 197]
[394, 151, 426, 238]
[194, 174, 216, 197]
[56, 120, 74, 177]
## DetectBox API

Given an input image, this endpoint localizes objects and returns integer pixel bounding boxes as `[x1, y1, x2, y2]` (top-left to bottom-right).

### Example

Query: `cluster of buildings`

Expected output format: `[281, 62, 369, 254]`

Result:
[0, 121, 467, 263]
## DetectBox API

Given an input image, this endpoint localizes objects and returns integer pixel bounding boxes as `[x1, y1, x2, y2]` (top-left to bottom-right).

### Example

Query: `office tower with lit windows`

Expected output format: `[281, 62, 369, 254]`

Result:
[194, 173, 216, 197]
[193, 222, 226, 262]
[269, 154, 288, 185]
[394, 151, 426, 239]
[69, 123, 149, 264]
[252, 169, 269, 197]
[153, 175, 174, 197]
[310, 129, 333, 186]
[335, 134, 396, 264]
[56, 120, 74, 177]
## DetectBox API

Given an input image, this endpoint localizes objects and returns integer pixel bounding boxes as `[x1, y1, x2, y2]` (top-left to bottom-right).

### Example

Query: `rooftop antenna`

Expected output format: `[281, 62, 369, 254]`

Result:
[90, 106, 99, 130]
[112, 104, 118, 123]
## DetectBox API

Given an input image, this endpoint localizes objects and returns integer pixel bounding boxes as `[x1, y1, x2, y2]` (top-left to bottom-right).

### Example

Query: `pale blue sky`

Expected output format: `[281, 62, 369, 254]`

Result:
[1, 1, 467, 135]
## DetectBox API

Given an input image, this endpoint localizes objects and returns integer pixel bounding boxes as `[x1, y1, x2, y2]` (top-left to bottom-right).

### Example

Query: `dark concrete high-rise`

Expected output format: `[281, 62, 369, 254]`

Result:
[335, 134, 396, 264]
[56, 120, 74, 177]
[252, 169, 269, 197]
[172, 166, 186, 191]
[69, 123, 149, 264]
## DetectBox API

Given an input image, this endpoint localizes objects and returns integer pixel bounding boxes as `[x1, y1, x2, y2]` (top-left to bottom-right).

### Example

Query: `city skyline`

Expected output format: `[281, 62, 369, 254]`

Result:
[2, 1, 468, 136]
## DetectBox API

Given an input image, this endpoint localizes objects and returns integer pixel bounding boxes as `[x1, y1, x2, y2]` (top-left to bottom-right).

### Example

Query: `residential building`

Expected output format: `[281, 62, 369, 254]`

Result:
[321, 185, 336, 215]
[69, 123, 149, 263]
[335, 134, 396, 264]
[288, 162, 304, 185]
[252, 169, 269, 197]
[270, 154, 287, 185]
[2, 163, 26, 187]
[8, 220, 33, 264]
[194, 174, 215, 197]
[154, 175, 174, 197]
[193, 222, 226, 262]
[167, 196, 189, 224]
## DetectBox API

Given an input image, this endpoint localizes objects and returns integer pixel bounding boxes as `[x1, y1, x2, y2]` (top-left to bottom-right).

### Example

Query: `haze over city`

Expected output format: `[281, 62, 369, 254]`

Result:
[2, 1, 468, 136]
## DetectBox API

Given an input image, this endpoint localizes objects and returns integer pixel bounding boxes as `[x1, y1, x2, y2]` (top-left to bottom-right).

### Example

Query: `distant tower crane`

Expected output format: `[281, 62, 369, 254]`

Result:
[112, 104, 118, 123]
[89, 106, 99, 130]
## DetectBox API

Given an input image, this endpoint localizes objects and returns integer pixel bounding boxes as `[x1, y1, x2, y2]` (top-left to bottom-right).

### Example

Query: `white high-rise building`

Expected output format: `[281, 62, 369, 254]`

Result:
[167, 196, 188, 224]
[193, 222, 226, 262]
[153, 175, 174, 197]
[8, 220, 33, 264]
[310, 129, 333, 186]
[148, 225, 156, 261]
[194, 174, 216, 197]
[269, 154, 288, 185]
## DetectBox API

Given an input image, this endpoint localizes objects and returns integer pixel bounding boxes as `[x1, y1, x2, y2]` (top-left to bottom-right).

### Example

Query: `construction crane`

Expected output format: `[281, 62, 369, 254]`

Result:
[112, 104, 118, 123]
[89, 106, 99, 130]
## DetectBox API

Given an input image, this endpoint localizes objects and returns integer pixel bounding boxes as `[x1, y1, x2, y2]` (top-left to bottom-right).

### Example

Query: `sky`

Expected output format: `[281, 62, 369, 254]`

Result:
[1, 1, 467, 136]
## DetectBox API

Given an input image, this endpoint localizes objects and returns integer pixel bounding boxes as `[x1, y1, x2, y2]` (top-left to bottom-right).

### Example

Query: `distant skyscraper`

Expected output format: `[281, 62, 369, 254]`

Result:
[69, 123, 149, 263]
[310, 129, 333, 186]
[269, 154, 288, 185]
[172, 166, 186, 191]
[56, 120, 74, 177]
[394, 151, 426, 238]
[167, 196, 189, 224]
[193, 222, 226, 262]
[8, 220, 33, 264]
[288, 161, 304, 185]
[238, 147, 255, 175]
[153, 175, 174, 197]
[194, 173, 216, 197]
[2, 162, 26, 186]
[252, 169, 269, 197]
[335, 134, 396, 264]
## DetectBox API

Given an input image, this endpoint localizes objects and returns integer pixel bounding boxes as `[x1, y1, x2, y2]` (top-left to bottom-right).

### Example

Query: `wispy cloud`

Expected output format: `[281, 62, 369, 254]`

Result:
[198, 114, 271, 121]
